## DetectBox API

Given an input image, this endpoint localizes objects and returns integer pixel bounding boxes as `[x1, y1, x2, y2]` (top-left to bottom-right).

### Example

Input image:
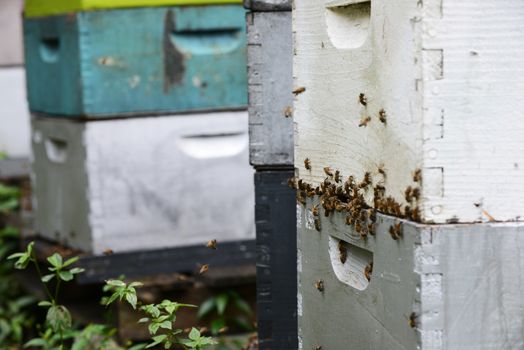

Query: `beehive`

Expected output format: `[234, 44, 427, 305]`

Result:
[24, 5, 247, 117]
[0, 68, 31, 158]
[297, 208, 524, 349]
[31, 111, 255, 254]
[294, 0, 524, 224]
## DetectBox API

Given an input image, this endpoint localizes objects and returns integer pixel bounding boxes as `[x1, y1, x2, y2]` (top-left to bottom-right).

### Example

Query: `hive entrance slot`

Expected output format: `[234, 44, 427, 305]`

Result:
[40, 38, 60, 63]
[325, 0, 371, 49]
[328, 236, 373, 290]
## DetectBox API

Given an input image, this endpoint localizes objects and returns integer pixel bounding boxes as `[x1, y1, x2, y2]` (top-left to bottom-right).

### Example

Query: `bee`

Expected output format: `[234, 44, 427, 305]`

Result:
[389, 222, 403, 240]
[408, 312, 418, 328]
[324, 167, 333, 177]
[334, 170, 341, 183]
[315, 280, 324, 292]
[283, 106, 293, 118]
[296, 192, 306, 205]
[413, 169, 422, 183]
[379, 109, 387, 124]
[306, 189, 316, 198]
[312, 204, 320, 216]
[404, 205, 412, 218]
[304, 158, 312, 170]
[345, 216, 353, 226]
[314, 218, 321, 231]
[206, 239, 217, 249]
[292, 86, 306, 95]
[359, 93, 367, 106]
[359, 116, 372, 127]
[412, 187, 420, 200]
[218, 326, 228, 334]
[199, 264, 209, 274]
[411, 207, 421, 222]
[287, 177, 297, 189]
[363, 172, 372, 185]
[315, 186, 323, 195]
[338, 241, 347, 264]
[103, 248, 114, 255]
[367, 223, 375, 236]
[405, 186, 413, 202]
[364, 262, 373, 282]
[378, 164, 386, 178]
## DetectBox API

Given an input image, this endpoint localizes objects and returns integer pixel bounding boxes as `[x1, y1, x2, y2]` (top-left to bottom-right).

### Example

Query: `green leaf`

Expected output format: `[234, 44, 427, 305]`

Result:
[24, 338, 48, 347]
[189, 327, 201, 341]
[159, 320, 172, 330]
[59, 270, 74, 281]
[216, 294, 229, 316]
[47, 253, 63, 268]
[106, 280, 126, 287]
[197, 298, 215, 319]
[234, 298, 252, 316]
[125, 291, 138, 309]
[148, 322, 160, 335]
[46, 305, 72, 332]
[233, 316, 254, 331]
[38, 301, 53, 307]
[145, 334, 167, 348]
[63, 256, 79, 267]
[210, 318, 226, 335]
[70, 267, 85, 275]
[137, 317, 150, 324]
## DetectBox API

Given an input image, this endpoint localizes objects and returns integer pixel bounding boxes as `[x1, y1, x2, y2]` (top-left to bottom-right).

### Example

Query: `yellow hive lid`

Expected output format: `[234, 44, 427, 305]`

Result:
[25, 0, 242, 18]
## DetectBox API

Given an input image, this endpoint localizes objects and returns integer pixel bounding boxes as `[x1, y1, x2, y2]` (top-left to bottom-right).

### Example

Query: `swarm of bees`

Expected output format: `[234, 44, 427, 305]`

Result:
[288, 162, 423, 239]
[364, 262, 373, 282]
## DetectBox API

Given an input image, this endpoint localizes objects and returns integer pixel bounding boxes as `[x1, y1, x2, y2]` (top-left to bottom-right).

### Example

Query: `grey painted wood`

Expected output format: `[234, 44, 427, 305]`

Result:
[298, 205, 524, 349]
[0, 0, 23, 66]
[247, 12, 293, 167]
[255, 170, 297, 349]
[0, 158, 30, 179]
[31, 112, 255, 254]
[244, 0, 291, 12]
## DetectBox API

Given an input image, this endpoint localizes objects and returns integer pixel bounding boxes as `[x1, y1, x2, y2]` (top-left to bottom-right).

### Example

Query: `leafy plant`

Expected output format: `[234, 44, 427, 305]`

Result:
[197, 291, 253, 336]
[104, 279, 217, 349]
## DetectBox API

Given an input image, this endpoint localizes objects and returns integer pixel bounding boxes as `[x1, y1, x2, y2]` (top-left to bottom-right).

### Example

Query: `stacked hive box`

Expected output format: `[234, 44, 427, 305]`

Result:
[0, 0, 31, 166]
[25, 0, 255, 255]
[294, 0, 524, 349]
[245, 0, 296, 348]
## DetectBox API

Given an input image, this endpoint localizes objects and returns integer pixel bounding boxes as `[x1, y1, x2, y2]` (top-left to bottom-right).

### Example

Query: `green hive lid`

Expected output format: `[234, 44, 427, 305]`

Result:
[25, 0, 242, 17]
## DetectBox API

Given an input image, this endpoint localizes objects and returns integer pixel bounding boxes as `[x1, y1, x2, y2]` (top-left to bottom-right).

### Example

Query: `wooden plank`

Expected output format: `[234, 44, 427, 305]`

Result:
[243, 0, 291, 12]
[255, 170, 297, 349]
[31, 112, 255, 254]
[297, 205, 524, 349]
[25, 0, 242, 18]
[293, 0, 524, 223]
[27, 236, 255, 284]
[24, 6, 247, 117]
[247, 12, 293, 167]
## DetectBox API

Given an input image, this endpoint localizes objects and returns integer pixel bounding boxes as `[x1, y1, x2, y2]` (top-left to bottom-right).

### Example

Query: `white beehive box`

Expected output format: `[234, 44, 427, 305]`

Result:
[0, 0, 24, 66]
[31, 111, 255, 254]
[0, 67, 31, 158]
[297, 208, 524, 350]
[293, 0, 524, 224]
[247, 11, 293, 167]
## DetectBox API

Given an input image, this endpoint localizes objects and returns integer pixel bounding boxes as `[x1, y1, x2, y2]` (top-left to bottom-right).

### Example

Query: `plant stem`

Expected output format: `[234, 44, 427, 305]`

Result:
[31, 252, 54, 303]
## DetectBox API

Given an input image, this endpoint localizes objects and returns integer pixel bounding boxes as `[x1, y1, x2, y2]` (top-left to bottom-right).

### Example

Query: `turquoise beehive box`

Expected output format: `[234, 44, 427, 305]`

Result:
[24, 5, 247, 117]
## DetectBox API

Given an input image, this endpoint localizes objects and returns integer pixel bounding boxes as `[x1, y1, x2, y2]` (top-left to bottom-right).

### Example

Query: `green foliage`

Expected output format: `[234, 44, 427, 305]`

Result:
[0, 184, 19, 214]
[198, 291, 253, 335]
[104, 280, 216, 349]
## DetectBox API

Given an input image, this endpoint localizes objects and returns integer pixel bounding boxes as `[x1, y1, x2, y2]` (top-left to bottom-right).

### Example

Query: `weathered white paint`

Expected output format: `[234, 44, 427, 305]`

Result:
[0, 0, 24, 66]
[298, 209, 524, 349]
[0, 67, 30, 158]
[31, 112, 255, 254]
[293, 0, 524, 223]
